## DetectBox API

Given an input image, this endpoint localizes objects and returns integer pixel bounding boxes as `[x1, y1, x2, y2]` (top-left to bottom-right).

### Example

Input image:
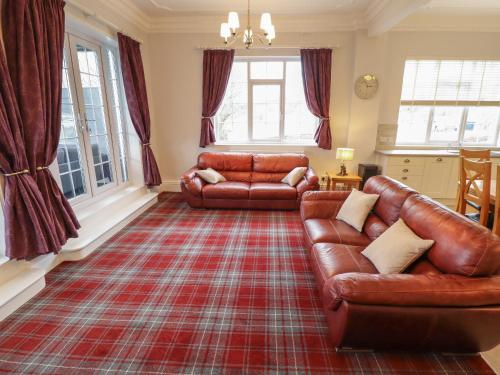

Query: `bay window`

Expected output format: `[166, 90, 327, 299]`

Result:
[396, 59, 500, 146]
[56, 32, 130, 203]
[215, 57, 318, 144]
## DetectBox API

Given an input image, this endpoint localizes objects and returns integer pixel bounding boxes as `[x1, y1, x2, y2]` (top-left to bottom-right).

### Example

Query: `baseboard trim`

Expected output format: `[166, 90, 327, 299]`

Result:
[482, 346, 500, 374]
[159, 178, 181, 192]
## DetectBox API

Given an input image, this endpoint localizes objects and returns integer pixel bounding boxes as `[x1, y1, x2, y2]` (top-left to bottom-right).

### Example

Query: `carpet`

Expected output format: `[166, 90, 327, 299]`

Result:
[0, 193, 494, 374]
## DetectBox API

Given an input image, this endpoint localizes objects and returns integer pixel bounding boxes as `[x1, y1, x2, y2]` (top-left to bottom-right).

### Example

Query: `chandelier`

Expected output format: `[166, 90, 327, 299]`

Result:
[219, 0, 276, 49]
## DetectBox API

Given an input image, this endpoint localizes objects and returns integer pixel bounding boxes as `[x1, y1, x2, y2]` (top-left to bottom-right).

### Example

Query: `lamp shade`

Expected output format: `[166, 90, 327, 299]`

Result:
[336, 148, 354, 161]
[228, 12, 240, 30]
[267, 25, 275, 40]
[260, 13, 272, 31]
[220, 23, 231, 38]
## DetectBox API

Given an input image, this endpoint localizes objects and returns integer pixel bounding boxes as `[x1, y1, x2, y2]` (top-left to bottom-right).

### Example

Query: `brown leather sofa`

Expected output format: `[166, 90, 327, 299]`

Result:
[301, 175, 500, 352]
[181, 152, 319, 209]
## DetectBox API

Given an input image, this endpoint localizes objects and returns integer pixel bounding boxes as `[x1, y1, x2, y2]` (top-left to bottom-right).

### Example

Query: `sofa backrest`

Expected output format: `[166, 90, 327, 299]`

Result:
[198, 152, 253, 182]
[363, 176, 417, 226]
[401, 194, 500, 277]
[252, 153, 309, 183]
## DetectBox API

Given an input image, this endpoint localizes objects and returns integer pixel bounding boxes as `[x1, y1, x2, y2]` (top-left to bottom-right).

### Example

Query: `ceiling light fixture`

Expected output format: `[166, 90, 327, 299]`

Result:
[220, 0, 276, 49]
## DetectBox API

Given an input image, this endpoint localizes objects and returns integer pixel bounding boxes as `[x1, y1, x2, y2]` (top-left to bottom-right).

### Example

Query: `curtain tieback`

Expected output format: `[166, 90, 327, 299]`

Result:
[3, 169, 30, 177]
[201, 116, 212, 119]
[142, 143, 151, 147]
[319, 117, 330, 120]
[36, 166, 49, 171]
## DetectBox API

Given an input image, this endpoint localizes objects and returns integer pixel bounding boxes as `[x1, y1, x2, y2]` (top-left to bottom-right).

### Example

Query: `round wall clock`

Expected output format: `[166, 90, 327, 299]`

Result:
[354, 74, 379, 100]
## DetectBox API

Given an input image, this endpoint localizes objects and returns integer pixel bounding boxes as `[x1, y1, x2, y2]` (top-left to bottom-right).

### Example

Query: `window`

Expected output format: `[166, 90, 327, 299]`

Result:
[396, 60, 500, 146]
[215, 58, 318, 144]
[56, 32, 130, 203]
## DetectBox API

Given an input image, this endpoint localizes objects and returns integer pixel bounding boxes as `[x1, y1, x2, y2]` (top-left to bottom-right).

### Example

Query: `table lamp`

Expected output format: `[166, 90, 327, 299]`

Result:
[336, 148, 354, 176]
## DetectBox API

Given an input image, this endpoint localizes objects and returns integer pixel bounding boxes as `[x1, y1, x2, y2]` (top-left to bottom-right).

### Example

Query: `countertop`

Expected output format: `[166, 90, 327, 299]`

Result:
[375, 149, 500, 157]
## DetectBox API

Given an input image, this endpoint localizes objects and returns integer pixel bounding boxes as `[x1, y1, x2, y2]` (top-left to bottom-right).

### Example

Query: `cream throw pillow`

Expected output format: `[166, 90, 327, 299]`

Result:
[195, 168, 226, 184]
[282, 167, 308, 187]
[336, 189, 379, 232]
[362, 219, 435, 274]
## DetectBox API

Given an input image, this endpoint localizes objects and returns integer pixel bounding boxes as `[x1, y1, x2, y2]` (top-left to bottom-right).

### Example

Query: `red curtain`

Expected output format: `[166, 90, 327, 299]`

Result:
[0, 42, 62, 259]
[118, 33, 161, 187]
[2, 0, 80, 253]
[300, 49, 333, 150]
[200, 49, 235, 147]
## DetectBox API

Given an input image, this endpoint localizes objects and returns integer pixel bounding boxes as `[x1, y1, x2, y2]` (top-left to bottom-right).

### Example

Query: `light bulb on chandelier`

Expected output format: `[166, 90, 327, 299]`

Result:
[219, 0, 276, 49]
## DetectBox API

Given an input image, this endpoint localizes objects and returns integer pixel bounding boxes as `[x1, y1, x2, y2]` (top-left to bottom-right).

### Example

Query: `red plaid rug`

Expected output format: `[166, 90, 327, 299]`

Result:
[0, 193, 494, 374]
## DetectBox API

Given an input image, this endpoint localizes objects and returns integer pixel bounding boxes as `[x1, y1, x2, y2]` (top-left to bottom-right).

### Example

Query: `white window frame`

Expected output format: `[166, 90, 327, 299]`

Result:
[215, 56, 318, 145]
[52, 29, 132, 208]
[396, 59, 500, 147]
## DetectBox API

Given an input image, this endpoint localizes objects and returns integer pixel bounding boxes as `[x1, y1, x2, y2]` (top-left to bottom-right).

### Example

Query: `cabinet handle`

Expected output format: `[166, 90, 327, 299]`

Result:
[404, 159, 410, 163]
[403, 169, 409, 173]
[436, 157, 443, 162]
[402, 177, 408, 181]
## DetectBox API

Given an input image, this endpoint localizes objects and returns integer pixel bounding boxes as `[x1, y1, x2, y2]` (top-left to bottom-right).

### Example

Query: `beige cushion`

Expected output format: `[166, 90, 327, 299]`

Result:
[195, 168, 226, 184]
[362, 219, 435, 274]
[281, 167, 307, 187]
[336, 189, 379, 232]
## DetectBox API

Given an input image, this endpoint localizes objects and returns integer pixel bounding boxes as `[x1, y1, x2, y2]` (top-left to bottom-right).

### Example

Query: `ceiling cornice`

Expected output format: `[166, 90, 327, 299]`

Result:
[104, 0, 153, 32]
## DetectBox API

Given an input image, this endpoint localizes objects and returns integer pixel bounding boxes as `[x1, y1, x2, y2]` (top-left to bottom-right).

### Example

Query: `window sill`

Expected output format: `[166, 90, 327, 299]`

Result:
[210, 142, 318, 151]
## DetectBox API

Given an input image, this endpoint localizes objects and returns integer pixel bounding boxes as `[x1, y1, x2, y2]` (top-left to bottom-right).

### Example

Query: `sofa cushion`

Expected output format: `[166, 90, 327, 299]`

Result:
[198, 152, 253, 172]
[303, 219, 372, 247]
[401, 194, 500, 277]
[311, 243, 377, 289]
[203, 181, 250, 200]
[251, 172, 289, 183]
[249, 183, 297, 200]
[336, 189, 380, 232]
[253, 153, 308, 173]
[363, 176, 417, 226]
[363, 214, 389, 241]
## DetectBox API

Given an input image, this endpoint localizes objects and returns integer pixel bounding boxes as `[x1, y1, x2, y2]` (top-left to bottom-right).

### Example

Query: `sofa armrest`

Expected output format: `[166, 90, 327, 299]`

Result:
[181, 166, 205, 197]
[324, 273, 500, 310]
[300, 190, 350, 220]
[296, 168, 320, 199]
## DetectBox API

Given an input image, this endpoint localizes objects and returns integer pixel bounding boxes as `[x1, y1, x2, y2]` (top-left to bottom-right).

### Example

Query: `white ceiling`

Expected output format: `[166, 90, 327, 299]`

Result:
[131, 0, 373, 16]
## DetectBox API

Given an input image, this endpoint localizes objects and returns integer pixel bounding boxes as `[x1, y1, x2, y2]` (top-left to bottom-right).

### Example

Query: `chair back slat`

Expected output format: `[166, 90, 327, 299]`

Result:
[459, 149, 491, 161]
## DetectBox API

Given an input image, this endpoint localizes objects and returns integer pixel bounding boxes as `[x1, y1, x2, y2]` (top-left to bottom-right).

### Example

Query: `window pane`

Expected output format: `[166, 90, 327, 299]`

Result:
[107, 49, 129, 182]
[252, 85, 280, 140]
[284, 61, 317, 142]
[413, 61, 440, 100]
[463, 107, 500, 144]
[480, 61, 500, 101]
[215, 61, 248, 141]
[76, 44, 114, 187]
[400, 60, 417, 100]
[250, 61, 283, 79]
[57, 51, 87, 200]
[396, 106, 430, 144]
[458, 61, 484, 101]
[429, 106, 463, 142]
[435, 60, 462, 100]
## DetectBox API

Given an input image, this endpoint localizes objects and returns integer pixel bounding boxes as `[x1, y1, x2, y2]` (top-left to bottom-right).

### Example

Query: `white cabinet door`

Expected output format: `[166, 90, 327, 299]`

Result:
[422, 157, 453, 198]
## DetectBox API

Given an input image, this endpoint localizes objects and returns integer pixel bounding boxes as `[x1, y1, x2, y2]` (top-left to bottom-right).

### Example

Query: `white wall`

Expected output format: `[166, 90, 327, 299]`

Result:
[147, 29, 500, 182]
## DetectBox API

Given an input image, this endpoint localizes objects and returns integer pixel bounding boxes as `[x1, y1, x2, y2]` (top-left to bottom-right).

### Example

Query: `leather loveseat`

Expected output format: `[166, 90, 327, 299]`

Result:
[181, 152, 319, 209]
[301, 175, 500, 352]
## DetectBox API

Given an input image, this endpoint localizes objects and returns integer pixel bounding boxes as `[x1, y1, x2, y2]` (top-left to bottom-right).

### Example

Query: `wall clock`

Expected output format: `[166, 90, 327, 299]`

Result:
[354, 74, 379, 100]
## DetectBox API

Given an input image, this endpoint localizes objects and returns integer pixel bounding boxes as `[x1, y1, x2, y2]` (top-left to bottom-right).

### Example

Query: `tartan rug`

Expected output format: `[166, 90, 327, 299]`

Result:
[0, 193, 494, 374]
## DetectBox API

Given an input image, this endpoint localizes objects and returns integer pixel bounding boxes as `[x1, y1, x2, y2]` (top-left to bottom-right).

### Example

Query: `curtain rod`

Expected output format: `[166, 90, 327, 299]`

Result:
[196, 45, 341, 50]
[66, 1, 145, 44]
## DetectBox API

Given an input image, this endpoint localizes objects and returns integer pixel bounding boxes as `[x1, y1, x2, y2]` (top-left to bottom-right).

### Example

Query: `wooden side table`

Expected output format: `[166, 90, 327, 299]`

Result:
[326, 172, 362, 191]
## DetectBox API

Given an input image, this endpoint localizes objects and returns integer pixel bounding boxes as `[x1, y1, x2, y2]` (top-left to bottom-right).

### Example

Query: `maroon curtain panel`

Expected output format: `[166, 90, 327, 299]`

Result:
[200, 49, 235, 147]
[118, 33, 161, 187]
[300, 49, 333, 150]
[0, 43, 62, 259]
[2, 0, 80, 250]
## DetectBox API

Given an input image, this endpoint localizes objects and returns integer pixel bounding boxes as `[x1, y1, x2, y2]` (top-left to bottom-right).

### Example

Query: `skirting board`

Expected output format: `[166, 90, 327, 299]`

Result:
[159, 179, 181, 192]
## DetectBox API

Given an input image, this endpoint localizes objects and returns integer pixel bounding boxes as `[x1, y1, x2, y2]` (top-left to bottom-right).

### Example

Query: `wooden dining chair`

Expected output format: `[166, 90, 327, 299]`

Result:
[457, 157, 492, 227]
[492, 165, 500, 236]
[455, 149, 491, 211]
